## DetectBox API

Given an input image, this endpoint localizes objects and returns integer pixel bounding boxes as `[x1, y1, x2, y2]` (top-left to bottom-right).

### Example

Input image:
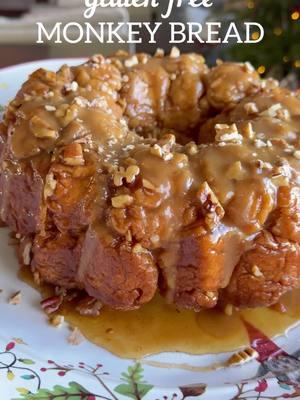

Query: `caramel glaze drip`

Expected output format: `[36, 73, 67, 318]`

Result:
[0, 51, 299, 315]
[19, 266, 300, 359]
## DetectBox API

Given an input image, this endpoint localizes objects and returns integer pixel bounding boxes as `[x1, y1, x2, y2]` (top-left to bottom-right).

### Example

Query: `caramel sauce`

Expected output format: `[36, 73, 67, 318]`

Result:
[20, 267, 300, 359]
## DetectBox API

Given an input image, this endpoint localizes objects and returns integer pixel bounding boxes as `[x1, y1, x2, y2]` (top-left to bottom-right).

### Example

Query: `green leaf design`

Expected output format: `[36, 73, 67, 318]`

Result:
[115, 363, 153, 400]
[21, 374, 35, 380]
[19, 358, 35, 365]
[115, 384, 136, 399]
[13, 381, 92, 400]
[136, 383, 153, 398]
[115, 383, 153, 399]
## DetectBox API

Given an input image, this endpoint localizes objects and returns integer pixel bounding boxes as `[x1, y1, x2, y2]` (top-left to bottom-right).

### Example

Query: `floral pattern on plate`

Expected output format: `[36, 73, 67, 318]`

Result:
[1, 321, 300, 400]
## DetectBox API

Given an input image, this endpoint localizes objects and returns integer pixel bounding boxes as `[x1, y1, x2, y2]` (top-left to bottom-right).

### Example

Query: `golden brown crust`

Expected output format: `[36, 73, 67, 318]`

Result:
[33, 232, 83, 289]
[0, 51, 299, 311]
[78, 226, 158, 310]
[204, 62, 261, 110]
[121, 53, 208, 135]
[222, 231, 300, 308]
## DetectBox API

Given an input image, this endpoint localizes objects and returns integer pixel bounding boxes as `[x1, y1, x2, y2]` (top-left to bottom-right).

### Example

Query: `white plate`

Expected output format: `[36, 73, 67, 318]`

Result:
[1, 60, 300, 400]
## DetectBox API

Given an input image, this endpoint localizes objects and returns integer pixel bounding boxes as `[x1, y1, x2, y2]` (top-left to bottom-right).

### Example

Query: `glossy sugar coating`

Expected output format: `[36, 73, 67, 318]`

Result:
[0, 50, 299, 312]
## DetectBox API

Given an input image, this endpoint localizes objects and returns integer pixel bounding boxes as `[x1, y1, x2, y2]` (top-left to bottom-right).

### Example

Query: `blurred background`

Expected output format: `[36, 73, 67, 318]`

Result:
[0, 0, 299, 87]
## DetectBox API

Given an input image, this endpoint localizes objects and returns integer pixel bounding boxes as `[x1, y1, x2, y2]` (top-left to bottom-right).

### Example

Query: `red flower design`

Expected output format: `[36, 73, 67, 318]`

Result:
[255, 379, 268, 393]
[5, 342, 15, 351]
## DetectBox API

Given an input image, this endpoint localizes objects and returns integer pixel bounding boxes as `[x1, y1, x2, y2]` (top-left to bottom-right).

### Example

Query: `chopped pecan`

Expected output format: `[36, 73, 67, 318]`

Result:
[197, 182, 225, 229]
[244, 102, 258, 115]
[132, 243, 148, 254]
[63, 143, 85, 166]
[30, 115, 57, 139]
[111, 194, 134, 208]
[41, 295, 63, 314]
[9, 291, 22, 305]
[65, 81, 79, 92]
[49, 314, 64, 327]
[251, 265, 264, 277]
[260, 103, 282, 118]
[185, 142, 198, 155]
[76, 296, 103, 316]
[226, 347, 258, 366]
[142, 179, 157, 191]
[68, 327, 85, 345]
[22, 240, 32, 266]
[242, 122, 255, 139]
[124, 55, 139, 68]
[113, 165, 140, 186]
[44, 173, 57, 199]
[170, 46, 180, 58]
[154, 48, 165, 57]
[215, 124, 243, 143]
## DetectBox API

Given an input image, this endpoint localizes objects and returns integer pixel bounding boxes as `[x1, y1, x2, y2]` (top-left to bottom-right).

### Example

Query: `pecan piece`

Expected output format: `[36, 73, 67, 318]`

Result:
[63, 143, 85, 166]
[197, 182, 225, 230]
[76, 296, 103, 316]
[30, 115, 57, 139]
[41, 295, 63, 314]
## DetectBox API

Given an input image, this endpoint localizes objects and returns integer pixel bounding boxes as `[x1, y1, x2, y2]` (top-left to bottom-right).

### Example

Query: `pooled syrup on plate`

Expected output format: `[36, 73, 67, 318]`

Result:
[20, 267, 300, 359]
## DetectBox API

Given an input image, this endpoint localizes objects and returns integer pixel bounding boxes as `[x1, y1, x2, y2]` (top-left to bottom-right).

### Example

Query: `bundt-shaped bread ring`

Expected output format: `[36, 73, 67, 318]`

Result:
[0, 50, 299, 311]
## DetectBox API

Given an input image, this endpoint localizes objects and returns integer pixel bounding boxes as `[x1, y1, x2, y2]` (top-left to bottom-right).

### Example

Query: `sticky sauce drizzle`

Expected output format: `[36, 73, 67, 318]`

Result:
[20, 267, 300, 359]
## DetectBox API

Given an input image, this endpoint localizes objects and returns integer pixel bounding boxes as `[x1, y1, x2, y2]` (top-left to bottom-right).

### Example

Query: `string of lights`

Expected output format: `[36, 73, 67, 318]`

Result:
[214, 0, 300, 85]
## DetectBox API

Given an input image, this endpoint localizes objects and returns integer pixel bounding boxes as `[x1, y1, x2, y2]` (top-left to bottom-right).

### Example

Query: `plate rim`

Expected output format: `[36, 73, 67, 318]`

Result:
[0, 58, 86, 73]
